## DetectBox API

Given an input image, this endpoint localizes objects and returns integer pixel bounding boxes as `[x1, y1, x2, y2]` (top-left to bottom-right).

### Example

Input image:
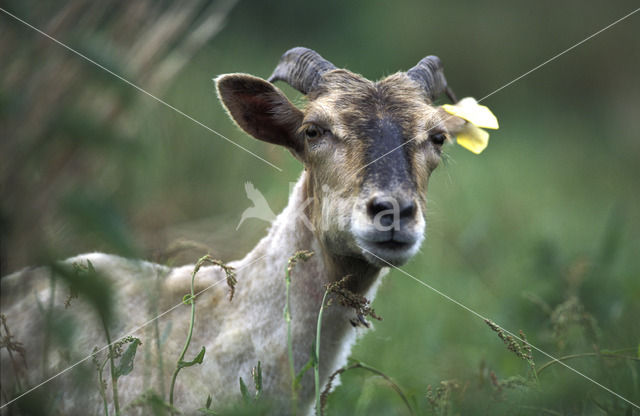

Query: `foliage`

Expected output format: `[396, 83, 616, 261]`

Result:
[169, 255, 236, 412]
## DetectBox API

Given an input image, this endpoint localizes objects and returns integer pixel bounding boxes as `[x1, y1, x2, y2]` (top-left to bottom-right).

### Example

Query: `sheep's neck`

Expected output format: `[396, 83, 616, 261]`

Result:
[245, 171, 381, 297]
[237, 171, 384, 403]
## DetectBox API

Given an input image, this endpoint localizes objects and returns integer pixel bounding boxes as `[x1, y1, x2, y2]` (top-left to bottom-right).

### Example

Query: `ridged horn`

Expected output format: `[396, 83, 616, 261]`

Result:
[267, 47, 336, 94]
[407, 55, 457, 103]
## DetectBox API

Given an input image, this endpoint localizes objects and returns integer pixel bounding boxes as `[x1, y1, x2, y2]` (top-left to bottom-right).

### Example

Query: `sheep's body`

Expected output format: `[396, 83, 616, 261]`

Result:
[0, 172, 383, 414]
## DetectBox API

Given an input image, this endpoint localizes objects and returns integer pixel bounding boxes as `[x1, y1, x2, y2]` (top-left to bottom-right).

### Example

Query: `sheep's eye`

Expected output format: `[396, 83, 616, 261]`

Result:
[304, 125, 323, 140]
[429, 132, 447, 146]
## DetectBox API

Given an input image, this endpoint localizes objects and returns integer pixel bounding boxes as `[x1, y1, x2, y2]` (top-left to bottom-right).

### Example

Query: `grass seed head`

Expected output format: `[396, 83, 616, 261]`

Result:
[326, 275, 382, 323]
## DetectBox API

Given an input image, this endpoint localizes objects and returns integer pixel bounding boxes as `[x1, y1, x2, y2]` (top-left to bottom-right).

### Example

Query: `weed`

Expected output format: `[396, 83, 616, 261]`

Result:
[67, 259, 134, 416]
[325, 275, 382, 326]
[320, 360, 414, 416]
[91, 336, 142, 416]
[64, 261, 89, 309]
[488, 371, 529, 401]
[550, 296, 600, 350]
[239, 361, 263, 405]
[426, 379, 461, 416]
[283, 250, 314, 414]
[485, 320, 536, 379]
[169, 254, 236, 413]
[314, 274, 385, 414]
[197, 362, 265, 415]
[0, 314, 27, 393]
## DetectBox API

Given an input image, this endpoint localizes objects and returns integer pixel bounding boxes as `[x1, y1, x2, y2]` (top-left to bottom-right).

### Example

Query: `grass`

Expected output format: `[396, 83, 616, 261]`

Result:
[321, 360, 414, 416]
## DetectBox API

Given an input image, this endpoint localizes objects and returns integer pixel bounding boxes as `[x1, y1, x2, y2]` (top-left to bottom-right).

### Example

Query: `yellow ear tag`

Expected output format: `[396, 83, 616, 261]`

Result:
[442, 97, 499, 154]
[456, 123, 489, 154]
[442, 97, 499, 129]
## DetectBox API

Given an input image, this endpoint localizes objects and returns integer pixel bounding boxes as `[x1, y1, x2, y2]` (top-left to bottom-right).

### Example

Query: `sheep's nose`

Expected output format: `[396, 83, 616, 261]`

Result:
[366, 196, 417, 228]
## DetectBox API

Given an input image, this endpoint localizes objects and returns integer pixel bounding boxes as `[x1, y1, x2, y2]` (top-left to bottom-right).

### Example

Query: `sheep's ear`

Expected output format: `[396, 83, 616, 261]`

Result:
[216, 73, 304, 156]
[436, 107, 467, 135]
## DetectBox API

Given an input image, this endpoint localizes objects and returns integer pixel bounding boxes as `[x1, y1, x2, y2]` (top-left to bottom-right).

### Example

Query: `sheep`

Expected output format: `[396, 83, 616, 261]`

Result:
[0, 47, 473, 415]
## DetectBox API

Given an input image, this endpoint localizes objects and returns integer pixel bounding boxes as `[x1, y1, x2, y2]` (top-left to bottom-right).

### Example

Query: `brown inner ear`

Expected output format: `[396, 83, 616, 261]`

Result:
[217, 74, 304, 155]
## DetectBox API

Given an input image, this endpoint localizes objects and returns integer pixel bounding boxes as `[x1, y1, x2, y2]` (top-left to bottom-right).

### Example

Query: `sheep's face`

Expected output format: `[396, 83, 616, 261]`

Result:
[217, 68, 452, 268]
[299, 70, 448, 267]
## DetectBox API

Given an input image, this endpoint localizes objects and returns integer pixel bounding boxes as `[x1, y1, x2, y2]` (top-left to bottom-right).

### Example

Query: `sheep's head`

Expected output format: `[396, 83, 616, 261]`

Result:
[217, 47, 467, 268]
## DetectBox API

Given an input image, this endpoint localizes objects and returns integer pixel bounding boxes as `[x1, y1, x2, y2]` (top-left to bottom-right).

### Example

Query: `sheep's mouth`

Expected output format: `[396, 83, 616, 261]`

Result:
[355, 233, 422, 267]
[372, 239, 411, 251]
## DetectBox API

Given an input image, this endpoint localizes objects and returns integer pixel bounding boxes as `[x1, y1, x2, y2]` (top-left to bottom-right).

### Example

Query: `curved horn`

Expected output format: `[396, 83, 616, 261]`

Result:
[267, 47, 336, 94]
[407, 55, 457, 103]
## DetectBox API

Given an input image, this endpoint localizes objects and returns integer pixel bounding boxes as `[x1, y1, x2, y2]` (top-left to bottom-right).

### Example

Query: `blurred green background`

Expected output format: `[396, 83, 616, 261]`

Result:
[1, 0, 639, 414]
